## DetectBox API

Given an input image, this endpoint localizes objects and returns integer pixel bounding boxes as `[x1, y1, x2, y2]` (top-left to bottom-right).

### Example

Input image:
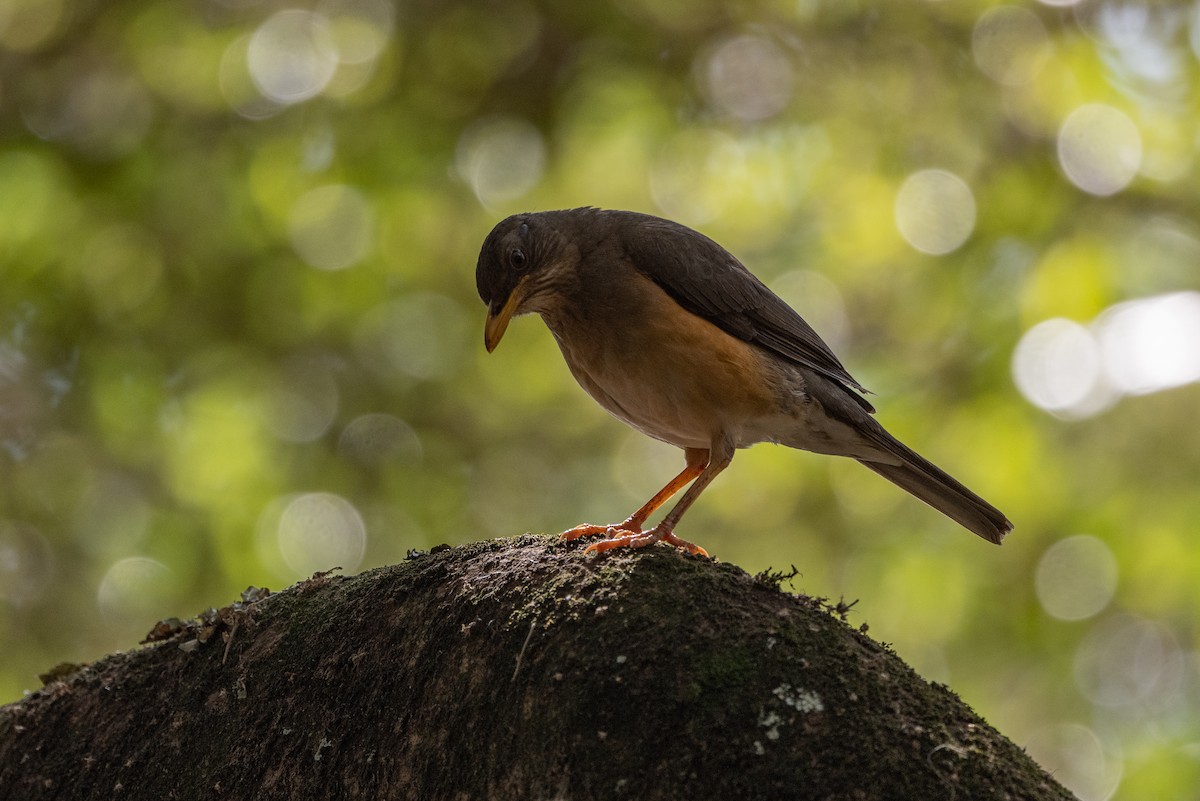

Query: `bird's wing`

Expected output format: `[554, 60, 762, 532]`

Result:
[619, 213, 874, 411]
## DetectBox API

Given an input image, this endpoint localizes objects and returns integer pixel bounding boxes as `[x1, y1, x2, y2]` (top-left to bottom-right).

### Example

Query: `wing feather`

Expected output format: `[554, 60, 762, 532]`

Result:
[615, 211, 874, 412]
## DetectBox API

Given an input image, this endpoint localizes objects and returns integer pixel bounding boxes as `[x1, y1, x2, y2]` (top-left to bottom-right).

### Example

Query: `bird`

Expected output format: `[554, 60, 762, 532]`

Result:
[475, 207, 1012, 556]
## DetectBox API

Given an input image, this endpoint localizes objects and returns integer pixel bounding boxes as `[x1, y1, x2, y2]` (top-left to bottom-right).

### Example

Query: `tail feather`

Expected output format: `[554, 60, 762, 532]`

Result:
[858, 445, 1012, 545]
[798, 374, 1012, 543]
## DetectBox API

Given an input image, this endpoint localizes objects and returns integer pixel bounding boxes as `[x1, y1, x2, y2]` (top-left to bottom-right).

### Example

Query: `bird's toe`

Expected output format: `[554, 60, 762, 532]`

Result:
[559, 521, 640, 543]
[579, 526, 710, 557]
[658, 531, 709, 557]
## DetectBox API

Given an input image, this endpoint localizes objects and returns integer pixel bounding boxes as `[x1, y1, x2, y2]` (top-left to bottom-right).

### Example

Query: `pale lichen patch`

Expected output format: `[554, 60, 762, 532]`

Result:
[773, 683, 823, 713]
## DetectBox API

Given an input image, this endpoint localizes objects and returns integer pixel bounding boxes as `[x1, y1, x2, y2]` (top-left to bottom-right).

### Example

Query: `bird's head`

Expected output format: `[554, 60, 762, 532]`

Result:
[475, 211, 579, 352]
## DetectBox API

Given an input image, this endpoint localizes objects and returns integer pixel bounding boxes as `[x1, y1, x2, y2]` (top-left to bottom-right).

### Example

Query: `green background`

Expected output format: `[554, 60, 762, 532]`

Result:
[2, 1, 1198, 798]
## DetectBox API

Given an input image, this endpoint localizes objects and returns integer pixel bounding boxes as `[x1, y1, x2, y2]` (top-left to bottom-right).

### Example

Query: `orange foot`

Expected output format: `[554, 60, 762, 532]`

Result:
[560, 520, 639, 543]
[562, 524, 708, 557]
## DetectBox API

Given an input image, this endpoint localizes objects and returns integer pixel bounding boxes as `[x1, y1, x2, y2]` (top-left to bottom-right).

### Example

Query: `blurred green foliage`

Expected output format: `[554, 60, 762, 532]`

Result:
[2, 1, 1199, 797]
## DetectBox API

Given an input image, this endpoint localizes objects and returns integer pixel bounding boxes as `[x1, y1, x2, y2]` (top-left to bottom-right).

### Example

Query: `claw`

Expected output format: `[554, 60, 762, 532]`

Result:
[659, 531, 709, 557]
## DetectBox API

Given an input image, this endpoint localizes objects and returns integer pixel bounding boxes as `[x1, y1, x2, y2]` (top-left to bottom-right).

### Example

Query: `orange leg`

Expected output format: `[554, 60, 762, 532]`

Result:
[560, 447, 708, 544]
[561, 443, 732, 557]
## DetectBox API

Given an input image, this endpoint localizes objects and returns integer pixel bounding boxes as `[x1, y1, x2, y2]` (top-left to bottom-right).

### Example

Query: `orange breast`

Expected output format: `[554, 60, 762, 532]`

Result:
[550, 270, 780, 449]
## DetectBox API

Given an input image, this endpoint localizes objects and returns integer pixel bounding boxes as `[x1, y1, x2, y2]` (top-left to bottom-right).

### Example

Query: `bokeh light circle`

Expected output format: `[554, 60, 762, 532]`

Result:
[1011, 318, 1117, 419]
[1035, 535, 1118, 621]
[277, 492, 366, 577]
[703, 34, 794, 121]
[1074, 614, 1185, 710]
[1095, 291, 1200, 396]
[97, 556, 173, 623]
[456, 116, 546, 208]
[1024, 722, 1122, 801]
[288, 184, 375, 271]
[1057, 103, 1142, 196]
[894, 169, 977, 255]
[248, 10, 339, 105]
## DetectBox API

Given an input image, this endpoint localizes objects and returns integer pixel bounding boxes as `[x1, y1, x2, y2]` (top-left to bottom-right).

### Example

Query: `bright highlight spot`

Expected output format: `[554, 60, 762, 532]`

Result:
[1011, 318, 1116, 419]
[1057, 104, 1142, 196]
[456, 116, 546, 208]
[1014, 293, 1200, 418]
[1095, 291, 1200, 395]
[277, 492, 366, 577]
[894, 169, 977, 255]
[1035, 535, 1118, 621]
[248, 10, 339, 105]
[703, 35, 794, 121]
[288, 184, 375, 271]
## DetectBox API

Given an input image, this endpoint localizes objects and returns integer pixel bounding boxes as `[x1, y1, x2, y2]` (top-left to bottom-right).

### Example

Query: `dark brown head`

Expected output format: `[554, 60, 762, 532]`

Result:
[475, 210, 583, 352]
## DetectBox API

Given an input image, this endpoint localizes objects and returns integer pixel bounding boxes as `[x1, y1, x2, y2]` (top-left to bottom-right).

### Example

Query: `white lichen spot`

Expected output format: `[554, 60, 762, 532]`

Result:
[773, 683, 824, 713]
[615, 654, 627, 664]
[757, 683, 825, 743]
[757, 709, 784, 741]
[766, 636, 777, 649]
[753, 740, 766, 755]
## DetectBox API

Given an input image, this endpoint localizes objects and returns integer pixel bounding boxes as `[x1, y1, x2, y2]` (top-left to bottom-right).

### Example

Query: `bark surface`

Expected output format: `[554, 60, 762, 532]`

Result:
[0, 536, 1071, 800]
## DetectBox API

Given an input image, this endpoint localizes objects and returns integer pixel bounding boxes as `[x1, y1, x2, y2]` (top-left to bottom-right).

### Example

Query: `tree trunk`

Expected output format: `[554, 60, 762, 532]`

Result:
[0, 536, 1070, 800]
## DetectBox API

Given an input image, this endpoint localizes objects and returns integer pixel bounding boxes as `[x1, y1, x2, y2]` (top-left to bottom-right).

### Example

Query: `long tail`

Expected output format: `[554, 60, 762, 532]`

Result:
[858, 439, 1012, 544]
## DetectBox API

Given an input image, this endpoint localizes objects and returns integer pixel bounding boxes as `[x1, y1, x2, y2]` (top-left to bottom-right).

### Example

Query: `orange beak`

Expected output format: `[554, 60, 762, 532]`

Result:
[483, 278, 529, 353]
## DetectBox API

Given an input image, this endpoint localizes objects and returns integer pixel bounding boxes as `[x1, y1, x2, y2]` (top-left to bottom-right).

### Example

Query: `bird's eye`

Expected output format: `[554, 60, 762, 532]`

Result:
[510, 248, 527, 269]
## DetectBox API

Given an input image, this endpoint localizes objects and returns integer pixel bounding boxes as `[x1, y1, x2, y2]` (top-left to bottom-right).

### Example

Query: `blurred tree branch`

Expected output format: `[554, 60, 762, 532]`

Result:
[0, 537, 1070, 801]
